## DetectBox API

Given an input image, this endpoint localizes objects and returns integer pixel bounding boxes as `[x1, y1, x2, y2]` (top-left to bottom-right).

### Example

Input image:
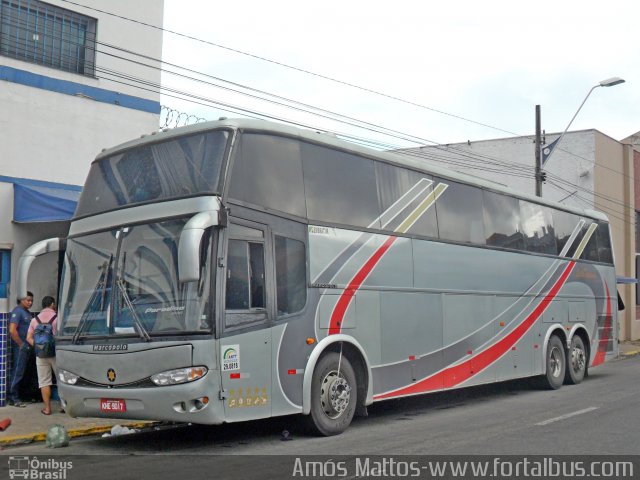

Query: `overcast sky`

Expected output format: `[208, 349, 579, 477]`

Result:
[161, 0, 639, 148]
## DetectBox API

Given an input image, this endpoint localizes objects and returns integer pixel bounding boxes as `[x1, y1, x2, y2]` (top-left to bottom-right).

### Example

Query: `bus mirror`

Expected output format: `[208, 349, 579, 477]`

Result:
[178, 211, 219, 283]
[17, 237, 66, 300]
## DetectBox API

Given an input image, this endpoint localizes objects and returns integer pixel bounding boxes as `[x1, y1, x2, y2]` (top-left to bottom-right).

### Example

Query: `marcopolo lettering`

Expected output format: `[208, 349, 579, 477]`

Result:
[93, 344, 128, 352]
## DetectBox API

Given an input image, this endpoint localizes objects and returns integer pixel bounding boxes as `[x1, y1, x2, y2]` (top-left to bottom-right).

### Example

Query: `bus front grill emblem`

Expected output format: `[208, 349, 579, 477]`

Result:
[107, 369, 117, 383]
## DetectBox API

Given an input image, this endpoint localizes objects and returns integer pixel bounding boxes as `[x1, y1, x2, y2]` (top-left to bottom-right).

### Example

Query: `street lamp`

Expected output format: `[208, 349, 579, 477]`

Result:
[535, 76, 625, 196]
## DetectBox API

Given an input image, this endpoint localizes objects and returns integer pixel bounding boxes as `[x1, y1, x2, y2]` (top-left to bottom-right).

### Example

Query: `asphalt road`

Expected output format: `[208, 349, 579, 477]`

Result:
[2, 355, 639, 479]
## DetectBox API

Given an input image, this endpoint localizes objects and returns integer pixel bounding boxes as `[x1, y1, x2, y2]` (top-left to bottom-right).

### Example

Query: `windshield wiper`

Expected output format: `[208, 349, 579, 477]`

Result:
[116, 278, 151, 342]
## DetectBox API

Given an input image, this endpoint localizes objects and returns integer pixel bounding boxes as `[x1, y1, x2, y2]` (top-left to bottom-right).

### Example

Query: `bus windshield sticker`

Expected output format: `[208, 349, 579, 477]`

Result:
[222, 345, 240, 371]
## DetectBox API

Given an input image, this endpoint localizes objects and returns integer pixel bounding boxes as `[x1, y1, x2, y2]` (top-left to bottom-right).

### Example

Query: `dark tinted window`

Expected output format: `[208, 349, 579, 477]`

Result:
[553, 209, 582, 256]
[302, 143, 381, 229]
[375, 162, 438, 237]
[275, 237, 306, 315]
[76, 131, 229, 217]
[483, 191, 524, 250]
[520, 201, 556, 254]
[225, 240, 266, 311]
[581, 223, 600, 262]
[596, 221, 613, 264]
[434, 179, 484, 244]
[228, 134, 306, 217]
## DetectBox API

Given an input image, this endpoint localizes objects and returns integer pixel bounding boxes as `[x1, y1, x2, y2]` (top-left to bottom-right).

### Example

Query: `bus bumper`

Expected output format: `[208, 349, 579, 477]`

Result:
[58, 374, 225, 424]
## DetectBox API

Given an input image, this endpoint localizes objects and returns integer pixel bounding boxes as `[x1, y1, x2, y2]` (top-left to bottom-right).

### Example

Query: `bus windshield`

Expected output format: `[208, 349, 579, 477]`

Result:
[75, 129, 230, 218]
[59, 218, 213, 339]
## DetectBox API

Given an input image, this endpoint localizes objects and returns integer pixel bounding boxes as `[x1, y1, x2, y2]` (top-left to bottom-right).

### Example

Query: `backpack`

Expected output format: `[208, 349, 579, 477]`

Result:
[34, 314, 57, 358]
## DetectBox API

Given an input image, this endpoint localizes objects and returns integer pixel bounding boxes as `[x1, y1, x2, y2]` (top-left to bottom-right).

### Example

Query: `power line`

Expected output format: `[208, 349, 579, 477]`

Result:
[2, 17, 634, 223]
[56, 0, 522, 138]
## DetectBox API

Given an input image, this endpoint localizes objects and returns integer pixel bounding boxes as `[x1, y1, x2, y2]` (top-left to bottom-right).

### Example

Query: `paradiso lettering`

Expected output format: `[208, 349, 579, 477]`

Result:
[221, 345, 240, 371]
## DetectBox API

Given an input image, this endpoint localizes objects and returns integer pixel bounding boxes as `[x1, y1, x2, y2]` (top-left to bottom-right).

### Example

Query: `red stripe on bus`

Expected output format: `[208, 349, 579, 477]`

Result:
[592, 283, 612, 367]
[229, 373, 240, 379]
[328, 236, 397, 335]
[374, 261, 576, 400]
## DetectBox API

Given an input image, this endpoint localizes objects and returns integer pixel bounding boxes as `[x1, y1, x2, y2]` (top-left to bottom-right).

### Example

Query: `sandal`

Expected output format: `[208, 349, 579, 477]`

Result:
[41, 409, 51, 416]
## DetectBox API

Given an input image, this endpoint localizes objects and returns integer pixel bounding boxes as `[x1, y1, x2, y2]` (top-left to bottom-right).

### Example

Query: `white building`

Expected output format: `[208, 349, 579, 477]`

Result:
[0, 0, 164, 404]
[410, 130, 640, 341]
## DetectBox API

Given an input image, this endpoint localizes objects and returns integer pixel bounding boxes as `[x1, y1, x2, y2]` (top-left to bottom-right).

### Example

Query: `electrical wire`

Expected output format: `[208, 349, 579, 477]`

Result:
[56, 0, 523, 139]
[1, 17, 635, 221]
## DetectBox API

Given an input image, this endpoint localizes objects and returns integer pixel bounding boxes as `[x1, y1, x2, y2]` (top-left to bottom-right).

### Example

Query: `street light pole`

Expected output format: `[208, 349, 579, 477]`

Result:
[535, 77, 625, 197]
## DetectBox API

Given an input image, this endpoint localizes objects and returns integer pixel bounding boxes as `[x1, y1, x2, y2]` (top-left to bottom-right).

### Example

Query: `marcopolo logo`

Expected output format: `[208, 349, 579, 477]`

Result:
[8, 456, 73, 479]
[221, 345, 240, 372]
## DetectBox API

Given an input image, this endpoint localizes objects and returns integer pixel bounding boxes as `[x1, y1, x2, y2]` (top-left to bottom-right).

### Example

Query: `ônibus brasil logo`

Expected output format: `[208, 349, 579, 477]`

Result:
[8, 456, 73, 479]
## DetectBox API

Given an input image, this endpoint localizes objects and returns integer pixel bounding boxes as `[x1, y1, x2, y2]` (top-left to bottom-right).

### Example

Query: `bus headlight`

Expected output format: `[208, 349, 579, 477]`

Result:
[58, 369, 79, 385]
[151, 366, 208, 386]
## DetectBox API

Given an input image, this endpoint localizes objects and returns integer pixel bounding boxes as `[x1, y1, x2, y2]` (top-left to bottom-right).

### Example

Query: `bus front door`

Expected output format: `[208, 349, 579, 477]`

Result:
[219, 220, 273, 421]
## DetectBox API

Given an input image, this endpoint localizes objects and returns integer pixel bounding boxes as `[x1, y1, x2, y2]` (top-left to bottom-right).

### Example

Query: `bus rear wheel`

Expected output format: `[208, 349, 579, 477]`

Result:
[565, 335, 587, 385]
[307, 351, 357, 436]
[541, 335, 566, 390]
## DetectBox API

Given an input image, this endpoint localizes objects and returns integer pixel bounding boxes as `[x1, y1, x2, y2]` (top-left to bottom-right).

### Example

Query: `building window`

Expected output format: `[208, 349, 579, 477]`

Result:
[0, 0, 96, 76]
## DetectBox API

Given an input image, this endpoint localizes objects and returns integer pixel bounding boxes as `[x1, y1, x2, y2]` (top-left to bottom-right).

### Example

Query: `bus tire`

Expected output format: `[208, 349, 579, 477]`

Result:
[565, 334, 587, 385]
[306, 351, 357, 436]
[541, 335, 565, 390]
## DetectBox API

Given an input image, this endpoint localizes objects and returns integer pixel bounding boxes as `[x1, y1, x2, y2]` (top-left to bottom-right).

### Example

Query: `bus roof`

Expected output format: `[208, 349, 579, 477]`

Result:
[95, 118, 609, 223]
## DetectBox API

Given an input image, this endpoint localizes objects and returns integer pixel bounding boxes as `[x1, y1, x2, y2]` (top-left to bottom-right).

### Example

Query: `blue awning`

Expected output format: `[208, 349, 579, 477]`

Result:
[13, 183, 81, 223]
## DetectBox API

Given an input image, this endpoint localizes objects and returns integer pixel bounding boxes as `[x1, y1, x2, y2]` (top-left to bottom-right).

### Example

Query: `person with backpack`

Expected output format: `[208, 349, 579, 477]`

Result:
[26, 296, 58, 415]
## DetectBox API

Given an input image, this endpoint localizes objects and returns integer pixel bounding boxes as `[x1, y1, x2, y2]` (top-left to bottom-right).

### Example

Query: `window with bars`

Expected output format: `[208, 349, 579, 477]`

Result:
[0, 0, 96, 76]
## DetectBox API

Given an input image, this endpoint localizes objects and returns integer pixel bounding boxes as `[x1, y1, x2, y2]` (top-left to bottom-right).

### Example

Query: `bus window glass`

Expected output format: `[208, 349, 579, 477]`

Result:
[76, 130, 229, 217]
[434, 179, 484, 244]
[275, 236, 306, 315]
[225, 240, 266, 312]
[581, 222, 600, 262]
[483, 191, 524, 250]
[59, 230, 117, 336]
[375, 162, 438, 237]
[302, 143, 381, 229]
[597, 221, 613, 264]
[228, 134, 306, 218]
[553, 209, 581, 256]
[59, 219, 213, 337]
[520, 201, 556, 254]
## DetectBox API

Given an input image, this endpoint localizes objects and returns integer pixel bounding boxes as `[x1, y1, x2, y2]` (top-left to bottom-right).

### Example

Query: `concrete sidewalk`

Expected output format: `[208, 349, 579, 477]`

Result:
[0, 400, 156, 447]
[1, 342, 638, 447]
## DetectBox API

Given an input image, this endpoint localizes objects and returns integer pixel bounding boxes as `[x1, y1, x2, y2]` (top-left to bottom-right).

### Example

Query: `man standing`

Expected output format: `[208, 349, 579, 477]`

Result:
[27, 296, 58, 416]
[8, 291, 34, 407]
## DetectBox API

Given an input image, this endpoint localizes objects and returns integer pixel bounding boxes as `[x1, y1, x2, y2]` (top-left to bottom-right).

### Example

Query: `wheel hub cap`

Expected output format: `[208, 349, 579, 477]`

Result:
[550, 346, 562, 377]
[320, 371, 352, 419]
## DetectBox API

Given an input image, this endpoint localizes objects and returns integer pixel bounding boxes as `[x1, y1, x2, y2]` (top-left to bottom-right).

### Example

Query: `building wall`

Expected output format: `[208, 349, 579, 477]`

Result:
[415, 131, 597, 211]
[593, 133, 636, 340]
[0, 0, 165, 403]
[0, 0, 164, 295]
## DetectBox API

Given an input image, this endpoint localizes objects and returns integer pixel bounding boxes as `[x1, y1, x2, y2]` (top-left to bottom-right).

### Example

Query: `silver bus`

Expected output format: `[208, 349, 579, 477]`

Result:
[18, 119, 618, 435]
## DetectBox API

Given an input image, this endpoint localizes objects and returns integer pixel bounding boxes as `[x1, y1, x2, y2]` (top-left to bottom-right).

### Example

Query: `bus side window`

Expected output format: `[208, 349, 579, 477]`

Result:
[275, 236, 306, 316]
[225, 239, 266, 311]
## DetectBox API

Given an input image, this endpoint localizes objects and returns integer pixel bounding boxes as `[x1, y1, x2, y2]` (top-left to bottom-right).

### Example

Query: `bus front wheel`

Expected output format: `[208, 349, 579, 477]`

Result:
[307, 351, 357, 436]
[541, 335, 566, 390]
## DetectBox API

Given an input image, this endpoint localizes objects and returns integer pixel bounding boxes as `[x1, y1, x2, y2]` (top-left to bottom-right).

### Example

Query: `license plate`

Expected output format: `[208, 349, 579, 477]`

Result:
[100, 399, 126, 413]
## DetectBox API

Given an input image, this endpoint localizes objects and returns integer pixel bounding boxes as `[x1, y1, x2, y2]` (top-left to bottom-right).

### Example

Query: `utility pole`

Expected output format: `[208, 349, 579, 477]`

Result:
[534, 105, 542, 197]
